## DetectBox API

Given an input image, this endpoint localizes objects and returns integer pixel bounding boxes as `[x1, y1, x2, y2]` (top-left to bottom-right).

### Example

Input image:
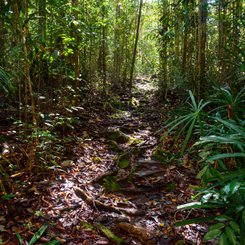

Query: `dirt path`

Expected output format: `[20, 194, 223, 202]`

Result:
[0, 79, 203, 244]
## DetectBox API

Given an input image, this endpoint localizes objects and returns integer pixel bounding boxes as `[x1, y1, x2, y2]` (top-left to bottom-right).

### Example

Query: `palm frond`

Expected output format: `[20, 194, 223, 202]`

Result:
[0, 66, 15, 94]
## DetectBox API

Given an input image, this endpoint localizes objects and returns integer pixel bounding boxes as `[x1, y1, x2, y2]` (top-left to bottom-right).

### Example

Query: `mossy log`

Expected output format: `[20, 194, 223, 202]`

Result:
[107, 128, 130, 144]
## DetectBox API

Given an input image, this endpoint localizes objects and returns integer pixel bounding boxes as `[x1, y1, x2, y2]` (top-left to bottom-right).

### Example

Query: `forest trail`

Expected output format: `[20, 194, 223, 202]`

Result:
[1, 0, 243, 243]
[1, 78, 201, 244]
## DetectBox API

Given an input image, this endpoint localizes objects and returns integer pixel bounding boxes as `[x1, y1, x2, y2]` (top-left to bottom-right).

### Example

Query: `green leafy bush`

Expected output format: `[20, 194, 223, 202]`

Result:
[176, 171, 245, 244]
[160, 90, 210, 155]
[210, 86, 245, 121]
[0, 66, 15, 94]
[171, 87, 245, 243]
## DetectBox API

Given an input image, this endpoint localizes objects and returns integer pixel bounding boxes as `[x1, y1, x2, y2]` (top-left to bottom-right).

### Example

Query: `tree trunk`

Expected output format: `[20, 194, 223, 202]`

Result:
[113, 0, 121, 89]
[20, 1, 36, 126]
[198, 0, 207, 100]
[129, 0, 143, 95]
[0, 1, 5, 66]
[101, 4, 107, 97]
[174, 19, 180, 66]
[232, 0, 241, 50]
[72, 0, 79, 95]
[12, 2, 21, 47]
[218, 0, 227, 84]
[38, 0, 46, 42]
[158, 1, 169, 99]
[181, 2, 189, 80]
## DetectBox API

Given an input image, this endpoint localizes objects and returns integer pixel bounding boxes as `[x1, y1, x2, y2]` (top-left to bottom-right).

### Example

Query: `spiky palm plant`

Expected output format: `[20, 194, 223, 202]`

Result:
[161, 90, 210, 155]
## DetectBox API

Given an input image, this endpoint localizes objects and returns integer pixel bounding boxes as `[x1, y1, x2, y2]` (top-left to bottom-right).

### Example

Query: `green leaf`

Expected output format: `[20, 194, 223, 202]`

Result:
[181, 116, 196, 155]
[177, 202, 202, 209]
[97, 224, 124, 245]
[175, 216, 216, 226]
[235, 205, 245, 213]
[29, 224, 48, 245]
[241, 209, 245, 245]
[196, 165, 209, 179]
[160, 115, 190, 140]
[198, 135, 245, 146]
[223, 181, 241, 195]
[118, 158, 130, 168]
[14, 230, 23, 245]
[243, 209, 245, 221]
[177, 201, 220, 210]
[204, 229, 222, 241]
[0, 66, 15, 94]
[208, 153, 245, 161]
[225, 227, 236, 245]
[202, 193, 213, 203]
[215, 215, 231, 222]
[43, 241, 60, 245]
[215, 118, 245, 137]
[218, 233, 229, 245]
[229, 221, 240, 234]
[1, 194, 15, 200]
[209, 223, 225, 231]
[189, 90, 197, 110]
[210, 169, 245, 183]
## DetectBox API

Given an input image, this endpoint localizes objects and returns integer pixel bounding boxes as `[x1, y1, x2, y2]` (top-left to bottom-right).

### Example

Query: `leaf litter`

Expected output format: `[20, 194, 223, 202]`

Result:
[0, 78, 209, 244]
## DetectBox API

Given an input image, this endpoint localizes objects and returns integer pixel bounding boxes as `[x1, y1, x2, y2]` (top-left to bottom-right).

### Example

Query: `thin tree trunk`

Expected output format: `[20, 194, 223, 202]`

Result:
[129, 0, 143, 95]
[72, 0, 79, 95]
[198, 0, 207, 100]
[102, 4, 107, 97]
[193, 12, 199, 89]
[12, 2, 20, 47]
[232, 0, 240, 50]
[38, 0, 46, 42]
[0, 1, 5, 67]
[182, 2, 189, 80]
[20, 1, 36, 126]
[158, 0, 169, 99]
[218, 0, 227, 84]
[37, 0, 47, 108]
[174, 20, 180, 65]
[231, 0, 241, 82]
[113, 0, 121, 89]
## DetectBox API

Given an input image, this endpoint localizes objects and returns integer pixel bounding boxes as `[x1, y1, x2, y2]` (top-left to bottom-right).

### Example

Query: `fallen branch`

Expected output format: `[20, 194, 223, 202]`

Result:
[118, 222, 158, 245]
[73, 186, 142, 216]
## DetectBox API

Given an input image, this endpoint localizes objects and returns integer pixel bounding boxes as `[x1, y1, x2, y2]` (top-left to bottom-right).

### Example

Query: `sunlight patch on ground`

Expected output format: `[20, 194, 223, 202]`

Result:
[135, 77, 157, 92]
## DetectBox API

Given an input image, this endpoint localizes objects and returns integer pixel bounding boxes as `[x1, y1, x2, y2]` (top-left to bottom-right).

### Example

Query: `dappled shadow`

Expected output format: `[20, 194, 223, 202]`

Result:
[0, 78, 206, 244]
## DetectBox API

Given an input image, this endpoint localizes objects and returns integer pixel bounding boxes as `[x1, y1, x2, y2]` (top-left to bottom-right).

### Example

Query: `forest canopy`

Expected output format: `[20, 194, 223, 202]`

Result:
[0, 0, 244, 244]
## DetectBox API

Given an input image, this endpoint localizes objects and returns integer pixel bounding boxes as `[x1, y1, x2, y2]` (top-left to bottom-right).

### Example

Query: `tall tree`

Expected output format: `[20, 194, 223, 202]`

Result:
[112, 0, 122, 89]
[218, 0, 227, 84]
[198, 0, 207, 100]
[38, 0, 46, 42]
[100, 2, 108, 97]
[20, 0, 36, 126]
[129, 0, 144, 94]
[0, 1, 6, 67]
[181, 0, 190, 79]
[72, 0, 79, 94]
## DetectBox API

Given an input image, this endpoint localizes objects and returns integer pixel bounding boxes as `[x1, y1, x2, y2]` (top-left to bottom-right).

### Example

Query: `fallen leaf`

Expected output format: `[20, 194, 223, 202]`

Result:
[0, 225, 6, 232]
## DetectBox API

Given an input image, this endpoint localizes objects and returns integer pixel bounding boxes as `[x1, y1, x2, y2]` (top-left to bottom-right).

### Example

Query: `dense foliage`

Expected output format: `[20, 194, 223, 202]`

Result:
[0, 0, 244, 243]
[158, 0, 244, 99]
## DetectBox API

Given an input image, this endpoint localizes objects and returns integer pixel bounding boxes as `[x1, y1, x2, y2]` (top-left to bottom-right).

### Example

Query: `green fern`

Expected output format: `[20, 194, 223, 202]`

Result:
[0, 66, 15, 94]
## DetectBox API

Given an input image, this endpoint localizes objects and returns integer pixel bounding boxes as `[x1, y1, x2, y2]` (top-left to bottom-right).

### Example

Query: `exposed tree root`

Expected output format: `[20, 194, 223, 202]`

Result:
[118, 222, 158, 245]
[73, 186, 143, 216]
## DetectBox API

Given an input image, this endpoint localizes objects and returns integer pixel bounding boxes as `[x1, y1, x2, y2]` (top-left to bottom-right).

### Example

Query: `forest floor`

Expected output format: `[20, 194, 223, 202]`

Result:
[0, 78, 208, 244]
